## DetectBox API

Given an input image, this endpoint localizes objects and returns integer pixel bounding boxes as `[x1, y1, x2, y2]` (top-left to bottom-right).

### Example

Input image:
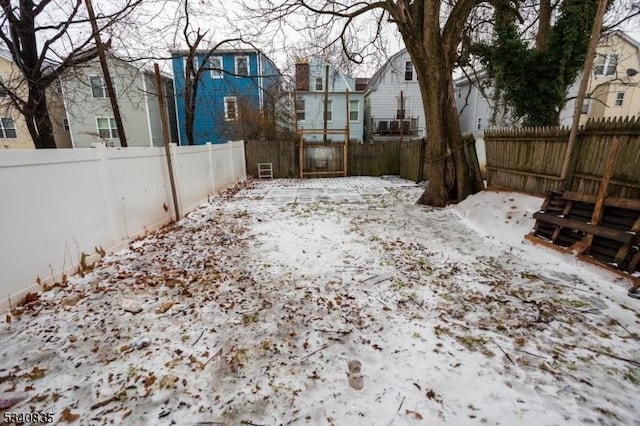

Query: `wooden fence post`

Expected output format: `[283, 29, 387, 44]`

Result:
[573, 135, 621, 254]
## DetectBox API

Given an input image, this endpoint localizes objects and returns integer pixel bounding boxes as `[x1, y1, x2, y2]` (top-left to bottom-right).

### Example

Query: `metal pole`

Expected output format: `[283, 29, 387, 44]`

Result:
[323, 65, 329, 144]
[85, 0, 128, 147]
[154, 64, 181, 221]
[560, 0, 608, 188]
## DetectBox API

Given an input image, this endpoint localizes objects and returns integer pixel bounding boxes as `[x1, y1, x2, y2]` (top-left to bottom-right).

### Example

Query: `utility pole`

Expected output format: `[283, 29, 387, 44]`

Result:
[85, 0, 128, 147]
[560, 0, 608, 188]
[323, 65, 329, 144]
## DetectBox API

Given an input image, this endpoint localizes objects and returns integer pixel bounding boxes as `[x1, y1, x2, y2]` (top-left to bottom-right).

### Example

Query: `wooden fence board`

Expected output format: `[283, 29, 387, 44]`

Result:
[485, 117, 640, 198]
[245, 138, 426, 181]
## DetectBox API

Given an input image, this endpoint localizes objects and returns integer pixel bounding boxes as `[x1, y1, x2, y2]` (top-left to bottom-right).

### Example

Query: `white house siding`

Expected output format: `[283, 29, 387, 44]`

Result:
[364, 50, 427, 139]
[297, 58, 364, 142]
[454, 80, 494, 137]
[63, 58, 165, 148]
[143, 72, 167, 147]
[298, 92, 364, 142]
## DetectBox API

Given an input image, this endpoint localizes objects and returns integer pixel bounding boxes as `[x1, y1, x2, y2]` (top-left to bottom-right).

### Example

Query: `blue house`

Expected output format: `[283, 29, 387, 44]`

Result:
[171, 47, 282, 145]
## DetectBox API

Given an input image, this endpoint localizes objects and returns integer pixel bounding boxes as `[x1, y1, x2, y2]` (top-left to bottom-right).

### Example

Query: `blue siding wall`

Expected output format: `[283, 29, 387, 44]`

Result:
[172, 51, 276, 145]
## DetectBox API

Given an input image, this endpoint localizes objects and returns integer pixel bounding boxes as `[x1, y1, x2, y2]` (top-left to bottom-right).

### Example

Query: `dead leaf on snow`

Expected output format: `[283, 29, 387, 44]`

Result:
[159, 375, 179, 389]
[155, 301, 175, 314]
[59, 407, 80, 423]
[405, 409, 423, 420]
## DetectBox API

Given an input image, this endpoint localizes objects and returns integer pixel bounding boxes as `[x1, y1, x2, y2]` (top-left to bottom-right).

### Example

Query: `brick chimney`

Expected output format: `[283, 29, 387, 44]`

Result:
[295, 60, 309, 91]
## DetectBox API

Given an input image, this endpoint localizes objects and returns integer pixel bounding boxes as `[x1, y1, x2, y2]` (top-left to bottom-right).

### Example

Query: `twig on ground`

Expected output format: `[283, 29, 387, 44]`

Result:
[494, 341, 515, 365]
[314, 329, 352, 335]
[515, 348, 549, 360]
[606, 316, 637, 339]
[192, 329, 205, 346]
[203, 347, 223, 368]
[300, 343, 329, 362]
[361, 289, 392, 310]
[565, 344, 640, 368]
[90, 396, 116, 410]
[240, 421, 266, 426]
[397, 396, 405, 413]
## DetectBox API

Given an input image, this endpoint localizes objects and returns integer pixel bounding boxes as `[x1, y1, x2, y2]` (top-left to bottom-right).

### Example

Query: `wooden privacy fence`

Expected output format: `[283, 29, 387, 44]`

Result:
[244, 138, 427, 181]
[485, 116, 640, 198]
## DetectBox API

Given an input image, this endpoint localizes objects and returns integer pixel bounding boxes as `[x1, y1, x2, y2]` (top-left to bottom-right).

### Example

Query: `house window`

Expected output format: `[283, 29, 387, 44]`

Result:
[224, 96, 237, 121]
[477, 118, 482, 130]
[89, 76, 115, 98]
[581, 97, 591, 114]
[324, 100, 333, 122]
[404, 62, 413, 81]
[0, 75, 6, 97]
[315, 77, 323, 91]
[594, 54, 617, 76]
[0, 117, 17, 138]
[296, 99, 305, 121]
[209, 56, 223, 79]
[235, 56, 249, 76]
[63, 118, 70, 131]
[97, 117, 118, 139]
[615, 92, 625, 107]
[55, 79, 63, 94]
[349, 100, 359, 122]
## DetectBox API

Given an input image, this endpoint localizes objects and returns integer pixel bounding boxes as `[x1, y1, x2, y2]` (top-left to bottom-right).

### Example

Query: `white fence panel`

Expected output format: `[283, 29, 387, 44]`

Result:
[0, 141, 246, 310]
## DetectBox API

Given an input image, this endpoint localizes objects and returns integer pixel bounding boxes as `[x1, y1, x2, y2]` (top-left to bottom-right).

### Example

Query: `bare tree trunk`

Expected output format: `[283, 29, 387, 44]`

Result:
[537, 0, 552, 50]
[26, 86, 56, 149]
[407, 17, 482, 206]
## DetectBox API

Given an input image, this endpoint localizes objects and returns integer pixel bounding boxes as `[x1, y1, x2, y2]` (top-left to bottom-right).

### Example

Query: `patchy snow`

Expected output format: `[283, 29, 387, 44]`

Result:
[1, 177, 639, 426]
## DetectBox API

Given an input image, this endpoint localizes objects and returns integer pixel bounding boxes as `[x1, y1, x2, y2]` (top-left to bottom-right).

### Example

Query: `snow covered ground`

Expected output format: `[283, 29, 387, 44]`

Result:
[1, 176, 638, 426]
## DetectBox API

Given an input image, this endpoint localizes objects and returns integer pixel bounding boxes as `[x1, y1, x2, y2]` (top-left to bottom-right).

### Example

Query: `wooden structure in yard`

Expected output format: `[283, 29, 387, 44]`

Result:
[528, 132, 640, 295]
[297, 129, 349, 178]
[485, 117, 640, 198]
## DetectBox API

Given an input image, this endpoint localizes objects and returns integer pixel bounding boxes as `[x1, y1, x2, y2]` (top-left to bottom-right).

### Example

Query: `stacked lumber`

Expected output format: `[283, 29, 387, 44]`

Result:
[530, 191, 640, 294]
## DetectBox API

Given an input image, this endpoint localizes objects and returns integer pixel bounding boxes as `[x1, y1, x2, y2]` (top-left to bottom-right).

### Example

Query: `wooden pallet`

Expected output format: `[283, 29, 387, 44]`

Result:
[531, 191, 640, 292]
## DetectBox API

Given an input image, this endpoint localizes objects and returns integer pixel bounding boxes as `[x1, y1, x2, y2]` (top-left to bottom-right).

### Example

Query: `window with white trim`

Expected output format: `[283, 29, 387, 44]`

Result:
[315, 77, 323, 91]
[296, 99, 305, 121]
[235, 56, 249, 76]
[349, 100, 359, 122]
[63, 118, 70, 131]
[477, 118, 482, 130]
[224, 96, 237, 121]
[209, 56, 223, 79]
[0, 75, 6, 97]
[404, 62, 413, 81]
[0, 117, 17, 138]
[324, 100, 333, 122]
[97, 117, 118, 138]
[581, 97, 591, 114]
[615, 92, 625, 107]
[594, 54, 617, 76]
[89, 76, 115, 98]
[55, 79, 63, 94]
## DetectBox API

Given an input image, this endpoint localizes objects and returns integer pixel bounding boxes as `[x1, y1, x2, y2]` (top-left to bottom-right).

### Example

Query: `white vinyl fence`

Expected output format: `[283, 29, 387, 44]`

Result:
[0, 141, 246, 310]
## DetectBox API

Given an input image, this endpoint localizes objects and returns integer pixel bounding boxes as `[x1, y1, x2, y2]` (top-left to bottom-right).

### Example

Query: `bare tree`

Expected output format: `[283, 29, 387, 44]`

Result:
[0, 0, 143, 149]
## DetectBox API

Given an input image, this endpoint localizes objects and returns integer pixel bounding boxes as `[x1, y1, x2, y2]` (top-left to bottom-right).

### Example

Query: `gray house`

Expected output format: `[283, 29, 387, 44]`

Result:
[62, 55, 178, 148]
[294, 58, 364, 143]
[364, 49, 425, 141]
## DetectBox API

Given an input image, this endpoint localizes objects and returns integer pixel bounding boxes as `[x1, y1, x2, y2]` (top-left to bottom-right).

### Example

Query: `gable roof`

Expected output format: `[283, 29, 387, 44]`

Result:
[366, 48, 408, 93]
